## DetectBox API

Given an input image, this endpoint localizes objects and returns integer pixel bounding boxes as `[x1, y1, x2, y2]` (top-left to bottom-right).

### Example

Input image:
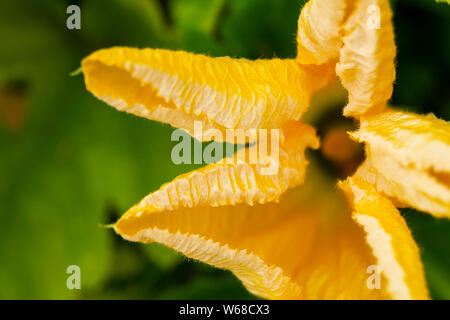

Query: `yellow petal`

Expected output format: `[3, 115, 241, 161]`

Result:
[82, 47, 333, 142]
[351, 111, 450, 218]
[116, 122, 318, 223]
[296, 0, 396, 117]
[296, 0, 348, 65]
[116, 165, 393, 299]
[336, 0, 396, 118]
[339, 177, 430, 300]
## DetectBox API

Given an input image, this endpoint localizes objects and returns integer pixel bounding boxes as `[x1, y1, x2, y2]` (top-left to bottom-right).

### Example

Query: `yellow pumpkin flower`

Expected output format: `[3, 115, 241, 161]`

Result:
[81, 0, 449, 299]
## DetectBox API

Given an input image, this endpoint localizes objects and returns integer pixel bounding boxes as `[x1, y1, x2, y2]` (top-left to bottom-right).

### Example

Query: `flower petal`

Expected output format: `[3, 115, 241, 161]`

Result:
[339, 177, 430, 300]
[82, 47, 333, 142]
[336, 0, 396, 117]
[115, 166, 393, 299]
[115, 122, 318, 221]
[351, 111, 450, 218]
[296, 0, 348, 65]
[296, 0, 396, 118]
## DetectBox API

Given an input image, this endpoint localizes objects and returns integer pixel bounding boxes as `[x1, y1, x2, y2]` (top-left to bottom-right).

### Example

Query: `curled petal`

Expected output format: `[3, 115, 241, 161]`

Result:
[336, 0, 396, 118]
[296, 0, 396, 118]
[352, 111, 450, 218]
[116, 165, 395, 299]
[115, 122, 318, 224]
[82, 47, 333, 142]
[339, 178, 429, 300]
[297, 0, 348, 65]
[354, 111, 450, 173]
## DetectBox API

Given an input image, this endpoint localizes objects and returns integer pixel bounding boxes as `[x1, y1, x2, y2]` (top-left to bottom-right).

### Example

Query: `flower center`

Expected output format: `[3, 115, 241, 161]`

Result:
[309, 107, 364, 180]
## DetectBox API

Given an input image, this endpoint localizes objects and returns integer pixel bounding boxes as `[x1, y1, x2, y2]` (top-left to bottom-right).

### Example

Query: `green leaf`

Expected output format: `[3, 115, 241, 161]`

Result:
[0, 1, 70, 81]
[0, 77, 112, 299]
[82, 0, 171, 48]
[172, 0, 225, 35]
[402, 209, 450, 300]
[156, 272, 258, 300]
[142, 243, 183, 271]
[219, 0, 306, 59]
[0, 0, 196, 299]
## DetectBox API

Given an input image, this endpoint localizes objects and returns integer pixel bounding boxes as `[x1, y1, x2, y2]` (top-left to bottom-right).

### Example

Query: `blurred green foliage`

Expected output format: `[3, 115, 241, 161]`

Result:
[0, 0, 448, 299]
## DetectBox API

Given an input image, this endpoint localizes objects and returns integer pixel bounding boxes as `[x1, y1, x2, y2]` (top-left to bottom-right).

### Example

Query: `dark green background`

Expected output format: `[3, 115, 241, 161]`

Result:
[0, 0, 449, 299]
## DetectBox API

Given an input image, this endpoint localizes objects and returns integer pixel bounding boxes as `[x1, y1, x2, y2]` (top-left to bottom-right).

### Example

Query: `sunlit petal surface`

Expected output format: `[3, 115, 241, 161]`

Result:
[116, 167, 394, 299]
[340, 178, 430, 300]
[79, 0, 446, 300]
[352, 111, 450, 218]
[336, 0, 396, 118]
[82, 47, 333, 142]
[297, 0, 396, 118]
[114, 122, 318, 218]
[296, 0, 347, 65]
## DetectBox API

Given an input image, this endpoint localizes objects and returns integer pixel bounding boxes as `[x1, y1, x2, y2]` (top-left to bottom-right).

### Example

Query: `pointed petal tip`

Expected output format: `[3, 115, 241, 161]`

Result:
[81, 47, 333, 142]
[340, 177, 430, 300]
